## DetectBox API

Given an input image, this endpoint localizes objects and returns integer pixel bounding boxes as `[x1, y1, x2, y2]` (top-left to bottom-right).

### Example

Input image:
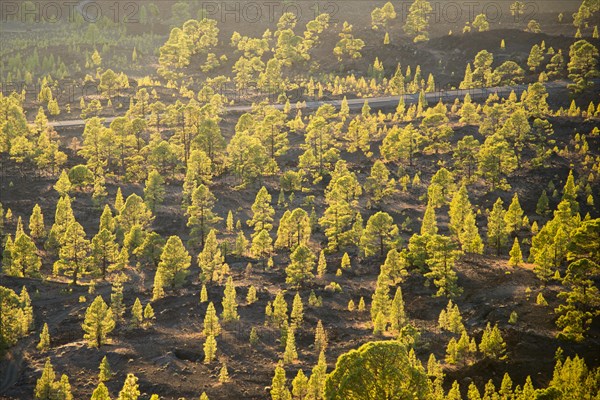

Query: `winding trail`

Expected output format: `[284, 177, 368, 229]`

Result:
[46, 80, 573, 128]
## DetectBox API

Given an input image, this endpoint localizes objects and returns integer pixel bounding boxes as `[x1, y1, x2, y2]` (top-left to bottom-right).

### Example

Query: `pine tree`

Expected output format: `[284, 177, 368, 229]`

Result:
[248, 187, 275, 236]
[459, 94, 479, 125]
[82, 296, 115, 348]
[533, 245, 554, 283]
[114, 188, 125, 214]
[117, 194, 154, 236]
[448, 183, 471, 237]
[353, 213, 366, 251]
[373, 311, 387, 335]
[271, 363, 290, 400]
[182, 147, 213, 205]
[91, 228, 119, 280]
[117, 373, 140, 400]
[381, 124, 422, 166]
[358, 297, 366, 311]
[218, 362, 230, 383]
[438, 300, 464, 333]
[271, 291, 289, 328]
[92, 168, 108, 205]
[477, 133, 518, 190]
[221, 276, 239, 322]
[446, 381, 461, 400]
[561, 170, 579, 214]
[421, 200, 438, 235]
[370, 270, 391, 321]
[203, 334, 217, 363]
[536, 190, 550, 215]
[247, 285, 258, 304]
[508, 238, 523, 267]
[285, 244, 315, 287]
[460, 212, 484, 254]
[29, 204, 46, 240]
[531, 220, 539, 235]
[276, 208, 312, 249]
[283, 327, 298, 364]
[290, 293, 304, 329]
[427, 168, 456, 208]
[34, 358, 57, 400]
[98, 205, 115, 234]
[156, 236, 191, 289]
[467, 382, 482, 400]
[18, 286, 34, 334]
[479, 323, 506, 359]
[143, 303, 155, 326]
[316, 250, 327, 278]
[251, 229, 273, 263]
[554, 258, 600, 341]
[226, 211, 234, 232]
[567, 39, 599, 93]
[186, 184, 220, 247]
[7, 233, 41, 278]
[403, 0, 433, 42]
[536, 292, 548, 306]
[381, 248, 409, 284]
[200, 284, 208, 303]
[348, 299, 355, 311]
[107, 282, 124, 323]
[98, 356, 112, 382]
[2, 236, 14, 274]
[45, 195, 75, 253]
[249, 327, 259, 345]
[122, 225, 144, 264]
[425, 235, 462, 298]
[389, 287, 407, 332]
[234, 230, 249, 257]
[203, 302, 221, 337]
[37, 323, 50, 352]
[360, 211, 399, 257]
[15, 217, 24, 238]
[446, 330, 476, 365]
[497, 373, 513, 399]
[366, 160, 396, 202]
[53, 221, 90, 285]
[307, 351, 327, 399]
[292, 369, 309, 399]
[198, 229, 226, 283]
[91, 383, 111, 400]
[143, 170, 165, 212]
[281, 318, 291, 350]
[427, 354, 443, 382]
[527, 44, 545, 71]
[335, 254, 349, 274]
[487, 198, 508, 255]
[505, 193, 524, 236]
[54, 170, 72, 196]
[460, 63, 474, 89]
[130, 298, 143, 327]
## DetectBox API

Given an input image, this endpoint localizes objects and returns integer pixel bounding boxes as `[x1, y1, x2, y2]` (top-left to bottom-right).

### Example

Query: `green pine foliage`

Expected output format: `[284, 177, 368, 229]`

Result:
[479, 323, 507, 360]
[82, 296, 115, 348]
[4, 9, 600, 398]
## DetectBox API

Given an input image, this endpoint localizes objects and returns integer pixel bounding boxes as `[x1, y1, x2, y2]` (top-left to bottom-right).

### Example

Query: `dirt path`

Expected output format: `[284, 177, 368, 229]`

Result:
[45, 79, 584, 128]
